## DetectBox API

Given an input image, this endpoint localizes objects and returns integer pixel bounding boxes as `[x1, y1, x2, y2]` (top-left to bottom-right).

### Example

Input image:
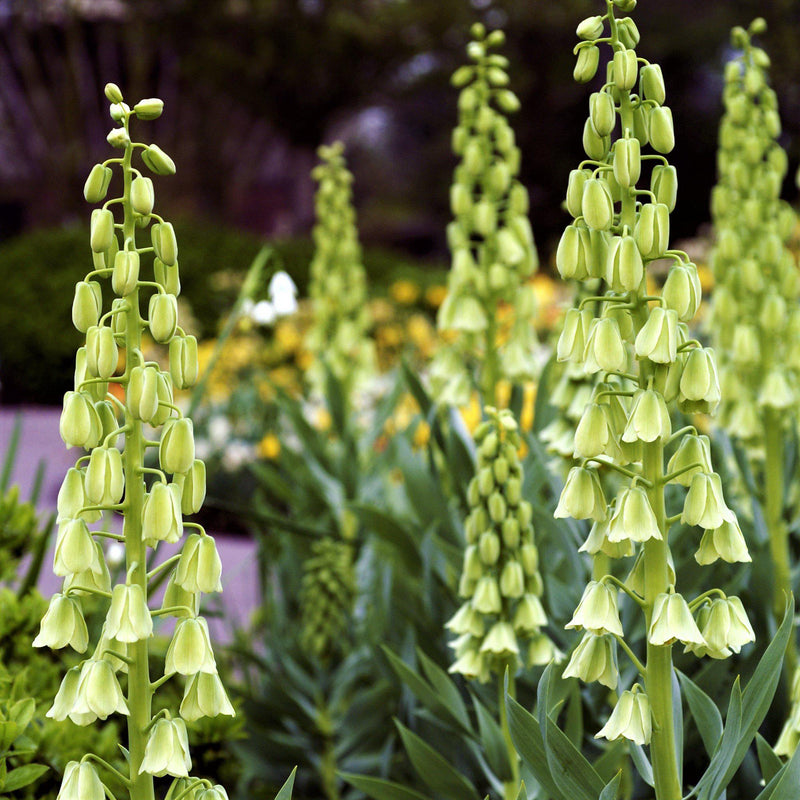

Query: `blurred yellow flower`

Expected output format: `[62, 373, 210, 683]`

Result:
[495, 379, 512, 409]
[425, 284, 448, 308]
[314, 407, 332, 431]
[369, 298, 395, 324]
[696, 263, 714, 293]
[520, 381, 536, 432]
[459, 392, 482, 433]
[275, 320, 302, 354]
[413, 420, 431, 448]
[390, 280, 421, 305]
[257, 433, 281, 459]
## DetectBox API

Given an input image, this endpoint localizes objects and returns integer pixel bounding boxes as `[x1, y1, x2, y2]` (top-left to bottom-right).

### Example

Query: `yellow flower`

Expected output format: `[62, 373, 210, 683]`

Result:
[696, 263, 714, 293]
[275, 320, 302, 354]
[296, 349, 314, 371]
[425, 284, 448, 308]
[314, 407, 332, 431]
[520, 382, 536, 432]
[390, 280, 421, 305]
[413, 420, 431, 448]
[257, 434, 281, 460]
[459, 392, 482, 433]
[495, 379, 512, 409]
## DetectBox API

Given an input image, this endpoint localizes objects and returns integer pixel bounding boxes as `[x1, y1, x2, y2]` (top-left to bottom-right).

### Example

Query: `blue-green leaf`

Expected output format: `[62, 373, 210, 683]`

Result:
[473, 696, 513, 781]
[753, 740, 800, 800]
[274, 767, 297, 800]
[755, 734, 783, 787]
[340, 772, 432, 800]
[396, 720, 480, 800]
[417, 648, 472, 732]
[677, 670, 722, 757]
[629, 743, 654, 788]
[599, 772, 622, 800]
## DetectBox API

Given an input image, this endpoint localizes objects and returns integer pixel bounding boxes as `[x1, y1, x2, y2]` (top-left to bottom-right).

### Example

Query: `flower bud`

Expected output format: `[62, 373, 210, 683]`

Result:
[175, 533, 223, 594]
[150, 370, 175, 428]
[583, 317, 627, 375]
[152, 221, 179, 265]
[480, 620, 519, 657]
[613, 48, 638, 91]
[557, 307, 593, 363]
[112, 249, 140, 296]
[632, 103, 650, 146]
[90, 208, 115, 253]
[651, 164, 678, 211]
[105, 583, 153, 643]
[662, 262, 700, 322]
[566, 580, 623, 636]
[622, 388, 670, 444]
[563, 632, 618, 689]
[617, 17, 640, 49]
[140, 717, 191, 777]
[596, 688, 651, 746]
[131, 175, 155, 216]
[142, 143, 177, 175]
[556, 223, 590, 280]
[133, 97, 164, 120]
[180, 671, 235, 721]
[649, 106, 675, 153]
[72, 280, 103, 333]
[107, 126, 130, 148]
[634, 203, 670, 259]
[104, 82, 124, 103]
[574, 403, 611, 459]
[149, 292, 178, 343]
[84, 164, 113, 204]
[606, 234, 644, 292]
[84, 446, 124, 506]
[667, 434, 712, 486]
[73, 658, 129, 720]
[142, 481, 183, 545]
[57, 761, 106, 800]
[589, 91, 616, 136]
[472, 199, 497, 237]
[472, 574, 502, 613]
[555, 466, 607, 522]
[648, 592, 705, 646]
[154, 257, 182, 296]
[678, 347, 720, 414]
[581, 178, 614, 231]
[576, 15, 604, 40]
[635, 306, 678, 363]
[85, 325, 118, 380]
[612, 137, 641, 188]
[682, 472, 735, 530]
[57, 467, 98, 524]
[608, 485, 661, 543]
[197, 786, 230, 800]
[478, 531, 500, 565]
[574, 45, 600, 83]
[33, 593, 89, 652]
[731, 324, 760, 366]
[181, 459, 206, 516]
[759, 293, 787, 333]
[127, 365, 160, 422]
[582, 117, 609, 160]
[160, 418, 195, 475]
[640, 63, 666, 105]
[60, 391, 102, 449]
[566, 169, 591, 218]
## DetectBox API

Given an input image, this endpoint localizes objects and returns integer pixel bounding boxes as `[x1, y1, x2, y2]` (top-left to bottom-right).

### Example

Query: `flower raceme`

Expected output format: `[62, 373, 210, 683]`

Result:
[40, 83, 233, 800]
[552, 5, 752, 796]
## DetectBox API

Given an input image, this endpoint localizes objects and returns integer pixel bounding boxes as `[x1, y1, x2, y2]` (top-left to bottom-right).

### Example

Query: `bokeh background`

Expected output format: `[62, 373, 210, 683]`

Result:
[0, 0, 799, 404]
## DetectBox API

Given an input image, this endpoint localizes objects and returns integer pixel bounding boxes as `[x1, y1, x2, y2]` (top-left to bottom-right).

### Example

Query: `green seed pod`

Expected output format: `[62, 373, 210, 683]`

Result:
[60, 391, 102, 449]
[149, 293, 178, 343]
[169, 335, 199, 390]
[566, 169, 591, 218]
[84, 164, 113, 203]
[589, 92, 616, 137]
[72, 280, 103, 333]
[613, 48, 638, 91]
[639, 63, 666, 104]
[142, 143, 177, 175]
[160, 418, 195, 475]
[463, 139, 483, 175]
[85, 325, 118, 379]
[651, 164, 678, 211]
[634, 202, 670, 259]
[112, 250, 140, 296]
[649, 106, 675, 153]
[581, 178, 614, 231]
[606, 234, 644, 292]
[152, 221, 179, 266]
[582, 118, 609, 160]
[90, 208, 115, 253]
[477, 466, 495, 497]
[507, 182, 529, 216]
[127, 365, 160, 422]
[181, 459, 206, 515]
[133, 98, 164, 120]
[576, 15, 604, 40]
[85, 446, 124, 506]
[574, 45, 600, 83]
[494, 121, 514, 153]
[131, 175, 155, 216]
[612, 136, 641, 188]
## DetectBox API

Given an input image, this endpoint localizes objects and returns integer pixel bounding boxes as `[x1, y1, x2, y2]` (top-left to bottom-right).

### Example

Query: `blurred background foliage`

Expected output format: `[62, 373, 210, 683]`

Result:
[1, 0, 800, 397]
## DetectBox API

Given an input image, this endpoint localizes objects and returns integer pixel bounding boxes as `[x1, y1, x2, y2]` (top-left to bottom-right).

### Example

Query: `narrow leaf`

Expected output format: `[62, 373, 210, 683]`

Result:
[755, 734, 782, 786]
[341, 772, 432, 800]
[473, 696, 513, 781]
[599, 772, 622, 800]
[418, 649, 472, 732]
[677, 670, 723, 757]
[274, 767, 297, 800]
[629, 743, 654, 788]
[753, 740, 800, 800]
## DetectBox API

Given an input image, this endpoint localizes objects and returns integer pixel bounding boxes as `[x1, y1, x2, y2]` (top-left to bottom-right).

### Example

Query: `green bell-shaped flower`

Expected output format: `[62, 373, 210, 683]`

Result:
[33, 593, 89, 652]
[607, 485, 661, 543]
[566, 580, 623, 636]
[140, 717, 192, 777]
[105, 583, 153, 643]
[563, 632, 618, 689]
[57, 760, 106, 800]
[179, 671, 235, 722]
[165, 616, 217, 675]
[596, 687, 651, 745]
[648, 591, 705, 646]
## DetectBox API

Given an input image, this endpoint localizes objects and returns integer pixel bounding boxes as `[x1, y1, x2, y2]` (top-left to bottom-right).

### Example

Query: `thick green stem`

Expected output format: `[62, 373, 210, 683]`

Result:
[483, 310, 499, 405]
[498, 670, 519, 800]
[765, 408, 797, 677]
[121, 130, 155, 800]
[643, 442, 681, 800]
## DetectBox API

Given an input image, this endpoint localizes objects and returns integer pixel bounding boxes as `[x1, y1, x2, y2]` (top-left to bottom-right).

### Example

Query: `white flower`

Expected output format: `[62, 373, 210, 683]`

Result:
[250, 300, 277, 325]
[208, 415, 232, 446]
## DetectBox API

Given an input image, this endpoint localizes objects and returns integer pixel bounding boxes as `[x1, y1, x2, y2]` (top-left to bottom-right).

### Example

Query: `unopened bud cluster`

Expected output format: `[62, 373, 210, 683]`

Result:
[300, 537, 356, 660]
[432, 24, 539, 405]
[448, 408, 555, 681]
[43, 83, 232, 800]
[708, 21, 800, 444]
[306, 142, 375, 398]
[554, 5, 752, 757]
